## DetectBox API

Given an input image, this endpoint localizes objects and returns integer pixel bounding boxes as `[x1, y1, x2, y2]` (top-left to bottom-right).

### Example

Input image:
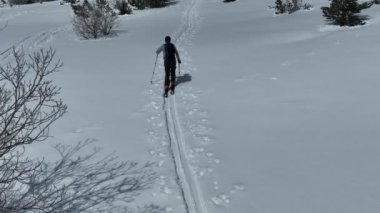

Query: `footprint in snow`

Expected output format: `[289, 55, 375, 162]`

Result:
[233, 78, 246, 83]
[211, 184, 246, 207]
[231, 184, 246, 193]
[281, 60, 298, 66]
[211, 194, 230, 206]
[69, 123, 103, 134]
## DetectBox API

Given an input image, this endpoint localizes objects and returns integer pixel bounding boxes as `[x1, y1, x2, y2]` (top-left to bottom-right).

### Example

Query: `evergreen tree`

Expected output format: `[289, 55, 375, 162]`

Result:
[271, 0, 312, 14]
[274, 0, 286, 14]
[321, 0, 371, 26]
[115, 0, 132, 15]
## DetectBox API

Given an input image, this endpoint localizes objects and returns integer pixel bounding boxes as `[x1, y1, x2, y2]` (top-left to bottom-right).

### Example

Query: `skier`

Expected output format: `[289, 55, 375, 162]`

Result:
[156, 36, 181, 97]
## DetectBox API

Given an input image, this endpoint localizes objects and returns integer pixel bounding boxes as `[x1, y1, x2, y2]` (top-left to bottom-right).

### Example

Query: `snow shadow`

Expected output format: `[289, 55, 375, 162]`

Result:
[176, 73, 192, 86]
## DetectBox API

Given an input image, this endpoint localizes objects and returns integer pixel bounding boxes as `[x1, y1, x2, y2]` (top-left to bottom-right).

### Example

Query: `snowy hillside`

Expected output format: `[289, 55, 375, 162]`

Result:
[1, 0, 380, 212]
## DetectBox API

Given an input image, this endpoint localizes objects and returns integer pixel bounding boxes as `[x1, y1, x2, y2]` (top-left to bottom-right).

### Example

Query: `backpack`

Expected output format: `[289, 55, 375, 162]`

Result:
[165, 43, 176, 60]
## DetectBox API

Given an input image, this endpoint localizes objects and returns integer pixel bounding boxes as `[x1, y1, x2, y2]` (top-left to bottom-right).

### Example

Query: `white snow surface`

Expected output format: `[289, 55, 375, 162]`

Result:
[1, 0, 380, 212]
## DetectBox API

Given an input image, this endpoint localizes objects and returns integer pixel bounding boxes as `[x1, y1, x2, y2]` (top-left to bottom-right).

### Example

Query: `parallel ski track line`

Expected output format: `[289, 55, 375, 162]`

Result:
[1, 26, 68, 63]
[163, 0, 207, 212]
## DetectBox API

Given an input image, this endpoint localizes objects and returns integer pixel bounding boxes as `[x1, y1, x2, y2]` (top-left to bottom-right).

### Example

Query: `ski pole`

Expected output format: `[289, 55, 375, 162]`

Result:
[178, 62, 181, 75]
[150, 54, 158, 84]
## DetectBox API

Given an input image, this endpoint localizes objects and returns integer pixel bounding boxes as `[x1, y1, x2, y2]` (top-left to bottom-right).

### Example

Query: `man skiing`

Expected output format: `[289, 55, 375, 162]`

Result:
[156, 36, 181, 97]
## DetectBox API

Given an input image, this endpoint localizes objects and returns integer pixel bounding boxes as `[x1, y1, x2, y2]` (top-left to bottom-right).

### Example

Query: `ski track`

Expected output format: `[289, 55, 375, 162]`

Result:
[145, 0, 238, 211]
[1, 25, 69, 63]
[1, 4, 70, 63]
[146, 0, 210, 212]
[164, 0, 208, 212]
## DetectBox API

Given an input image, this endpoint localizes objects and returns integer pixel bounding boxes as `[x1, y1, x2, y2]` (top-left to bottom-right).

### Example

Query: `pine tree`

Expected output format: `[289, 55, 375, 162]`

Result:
[274, 0, 286, 14]
[321, 0, 371, 26]
[271, 0, 312, 14]
[115, 0, 132, 15]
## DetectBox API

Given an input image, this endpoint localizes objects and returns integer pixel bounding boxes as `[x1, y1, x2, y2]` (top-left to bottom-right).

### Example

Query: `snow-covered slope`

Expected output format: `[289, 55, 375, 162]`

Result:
[1, 0, 380, 212]
[190, 1, 380, 213]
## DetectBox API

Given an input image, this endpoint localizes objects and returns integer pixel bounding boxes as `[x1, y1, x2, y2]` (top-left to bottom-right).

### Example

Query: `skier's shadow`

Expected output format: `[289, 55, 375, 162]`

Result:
[176, 73, 192, 86]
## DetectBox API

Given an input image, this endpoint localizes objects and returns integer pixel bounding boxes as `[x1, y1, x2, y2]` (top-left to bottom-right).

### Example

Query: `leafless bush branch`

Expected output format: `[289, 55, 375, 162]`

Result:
[0, 48, 67, 157]
[0, 140, 155, 212]
[0, 47, 158, 212]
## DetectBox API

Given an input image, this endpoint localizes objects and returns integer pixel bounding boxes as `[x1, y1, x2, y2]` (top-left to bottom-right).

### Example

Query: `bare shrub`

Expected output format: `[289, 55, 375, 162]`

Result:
[0, 141, 155, 212]
[0, 48, 156, 212]
[0, 48, 66, 157]
[72, 0, 118, 39]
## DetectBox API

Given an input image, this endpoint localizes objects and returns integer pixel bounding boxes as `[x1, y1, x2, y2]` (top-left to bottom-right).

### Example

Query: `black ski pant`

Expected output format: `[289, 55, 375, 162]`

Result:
[164, 59, 176, 92]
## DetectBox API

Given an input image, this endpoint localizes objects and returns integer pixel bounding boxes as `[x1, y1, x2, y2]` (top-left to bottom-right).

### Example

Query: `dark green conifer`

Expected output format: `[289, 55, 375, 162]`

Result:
[274, 0, 286, 14]
[321, 0, 371, 26]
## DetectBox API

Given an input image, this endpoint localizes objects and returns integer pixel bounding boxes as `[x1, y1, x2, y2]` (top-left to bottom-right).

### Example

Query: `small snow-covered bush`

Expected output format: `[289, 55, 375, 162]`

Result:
[72, 0, 118, 39]
[128, 0, 145, 9]
[7, 0, 54, 5]
[63, 0, 76, 4]
[270, 0, 313, 14]
[128, 0, 169, 9]
[321, 0, 372, 26]
[8, 0, 29, 5]
[115, 0, 132, 15]
[145, 0, 169, 8]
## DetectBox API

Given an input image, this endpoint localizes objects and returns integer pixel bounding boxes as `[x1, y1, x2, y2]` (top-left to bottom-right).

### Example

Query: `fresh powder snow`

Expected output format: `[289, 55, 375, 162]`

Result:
[1, 0, 380, 212]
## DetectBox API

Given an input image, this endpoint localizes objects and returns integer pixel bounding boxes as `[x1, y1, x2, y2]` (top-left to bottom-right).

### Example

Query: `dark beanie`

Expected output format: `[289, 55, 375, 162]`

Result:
[165, 36, 171, 43]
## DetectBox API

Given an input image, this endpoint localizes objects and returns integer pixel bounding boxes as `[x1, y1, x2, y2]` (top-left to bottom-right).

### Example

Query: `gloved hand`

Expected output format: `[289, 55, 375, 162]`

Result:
[178, 60, 181, 64]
